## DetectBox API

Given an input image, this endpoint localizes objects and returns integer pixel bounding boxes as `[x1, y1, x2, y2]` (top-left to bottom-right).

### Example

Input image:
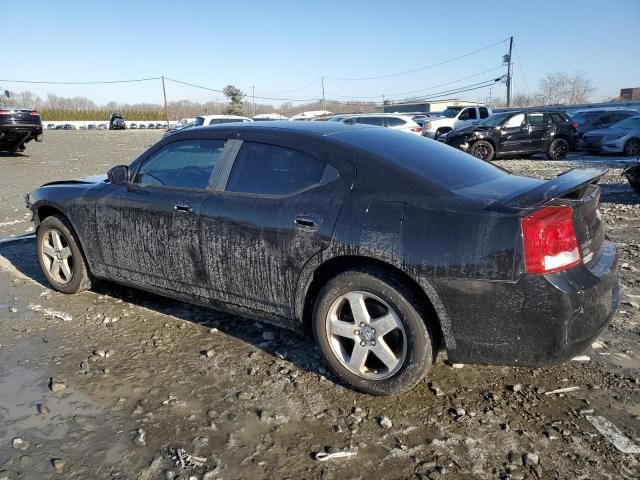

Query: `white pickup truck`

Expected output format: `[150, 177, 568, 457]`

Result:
[422, 105, 492, 139]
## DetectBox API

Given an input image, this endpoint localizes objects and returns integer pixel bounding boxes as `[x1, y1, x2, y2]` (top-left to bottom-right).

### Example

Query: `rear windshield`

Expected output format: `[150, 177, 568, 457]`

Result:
[570, 112, 601, 124]
[334, 128, 506, 190]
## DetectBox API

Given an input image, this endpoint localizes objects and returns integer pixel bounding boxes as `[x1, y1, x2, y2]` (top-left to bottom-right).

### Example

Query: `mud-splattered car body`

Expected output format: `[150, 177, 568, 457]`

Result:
[27, 122, 619, 368]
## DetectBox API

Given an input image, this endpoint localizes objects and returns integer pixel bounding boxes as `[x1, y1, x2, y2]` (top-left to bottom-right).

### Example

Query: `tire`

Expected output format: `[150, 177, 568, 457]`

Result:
[546, 138, 569, 160]
[434, 128, 449, 140]
[312, 267, 435, 395]
[36, 215, 91, 294]
[469, 140, 495, 161]
[624, 138, 640, 157]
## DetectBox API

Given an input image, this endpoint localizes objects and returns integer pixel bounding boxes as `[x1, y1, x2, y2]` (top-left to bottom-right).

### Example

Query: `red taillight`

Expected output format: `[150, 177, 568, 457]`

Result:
[521, 206, 581, 274]
[0, 110, 11, 115]
[572, 122, 578, 130]
[30, 111, 40, 117]
[411, 127, 422, 132]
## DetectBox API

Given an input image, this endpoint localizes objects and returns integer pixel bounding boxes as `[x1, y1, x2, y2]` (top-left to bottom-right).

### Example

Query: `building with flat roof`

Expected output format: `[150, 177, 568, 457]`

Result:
[380, 99, 481, 114]
[620, 88, 640, 100]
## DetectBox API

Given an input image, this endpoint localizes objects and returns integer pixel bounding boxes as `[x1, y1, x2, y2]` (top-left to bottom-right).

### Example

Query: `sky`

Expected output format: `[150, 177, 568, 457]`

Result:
[2, 0, 639, 107]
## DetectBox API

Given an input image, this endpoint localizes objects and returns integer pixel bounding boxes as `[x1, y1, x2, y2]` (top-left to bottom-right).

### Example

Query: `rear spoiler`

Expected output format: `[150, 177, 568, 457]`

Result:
[495, 168, 607, 210]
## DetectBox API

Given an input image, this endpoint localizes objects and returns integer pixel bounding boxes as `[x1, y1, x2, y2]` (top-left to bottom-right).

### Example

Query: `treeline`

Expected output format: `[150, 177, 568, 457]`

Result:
[40, 109, 165, 121]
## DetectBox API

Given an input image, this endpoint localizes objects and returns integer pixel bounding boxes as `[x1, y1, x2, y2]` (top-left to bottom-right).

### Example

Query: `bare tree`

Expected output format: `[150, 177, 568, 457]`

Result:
[537, 71, 595, 105]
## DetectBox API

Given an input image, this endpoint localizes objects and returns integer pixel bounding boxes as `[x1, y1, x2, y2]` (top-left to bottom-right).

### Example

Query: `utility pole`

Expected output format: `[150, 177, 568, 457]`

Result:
[381, 93, 385, 112]
[252, 85, 256, 117]
[161, 76, 170, 127]
[506, 36, 513, 107]
[321, 77, 326, 112]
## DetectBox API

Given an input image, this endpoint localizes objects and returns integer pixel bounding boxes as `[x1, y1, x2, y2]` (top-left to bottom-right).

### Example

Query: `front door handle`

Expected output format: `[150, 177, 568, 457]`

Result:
[174, 204, 193, 214]
[294, 215, 321, 231]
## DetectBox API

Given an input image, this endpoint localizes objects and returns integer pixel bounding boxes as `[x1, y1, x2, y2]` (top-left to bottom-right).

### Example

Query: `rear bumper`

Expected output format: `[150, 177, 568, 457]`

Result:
[433, 240, 619, 366]
[0, 124, 43, 146]
[578, 138, 625, 154]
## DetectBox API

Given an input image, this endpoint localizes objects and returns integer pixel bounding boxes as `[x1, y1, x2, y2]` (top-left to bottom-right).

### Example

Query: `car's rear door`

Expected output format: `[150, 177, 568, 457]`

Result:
[199, 134, 355, 317]
[95, 138, 231, 292]
[525, 112, 550, 151]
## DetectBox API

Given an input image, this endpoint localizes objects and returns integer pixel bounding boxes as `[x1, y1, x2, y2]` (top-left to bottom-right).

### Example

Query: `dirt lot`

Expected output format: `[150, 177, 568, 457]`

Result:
[0, 131, 638, 479]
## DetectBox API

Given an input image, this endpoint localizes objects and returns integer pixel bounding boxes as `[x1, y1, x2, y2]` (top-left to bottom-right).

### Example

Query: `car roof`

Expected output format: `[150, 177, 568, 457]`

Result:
[197, 114, 253, 121]
[170, 120, 374, 138]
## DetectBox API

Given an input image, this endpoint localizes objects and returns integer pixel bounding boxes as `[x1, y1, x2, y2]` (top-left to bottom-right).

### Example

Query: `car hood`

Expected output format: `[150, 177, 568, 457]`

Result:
[42, 174, 108, 187]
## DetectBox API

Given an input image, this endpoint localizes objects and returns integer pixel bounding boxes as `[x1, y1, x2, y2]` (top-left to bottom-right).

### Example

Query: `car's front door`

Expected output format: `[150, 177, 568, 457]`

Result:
[499, 113, 529, 153]
[199, 135, 355, 317]
[95, 138, 230, 292]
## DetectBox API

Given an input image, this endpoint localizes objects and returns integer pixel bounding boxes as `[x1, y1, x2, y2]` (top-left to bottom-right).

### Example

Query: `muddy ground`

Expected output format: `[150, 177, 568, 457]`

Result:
[0, 131, 638, 479]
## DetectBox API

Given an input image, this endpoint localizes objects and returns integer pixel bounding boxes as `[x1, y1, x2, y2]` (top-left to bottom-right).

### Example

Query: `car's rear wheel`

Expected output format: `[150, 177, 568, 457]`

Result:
[546, 138, 569, 160]
[624, 138, 640, 157]
[470, 140, 495, 161]
[313, 267, 434, 395]
[37, 215, 91, 294]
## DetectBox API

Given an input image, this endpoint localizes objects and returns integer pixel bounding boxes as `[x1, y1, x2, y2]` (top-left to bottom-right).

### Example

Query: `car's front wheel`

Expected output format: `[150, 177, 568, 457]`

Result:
[546, 138, 569, 160]
[470, 140, 495, 161]
[37, 215, 91, 294]
[624, 138, 640, 157]
[313, 268, 435, 395]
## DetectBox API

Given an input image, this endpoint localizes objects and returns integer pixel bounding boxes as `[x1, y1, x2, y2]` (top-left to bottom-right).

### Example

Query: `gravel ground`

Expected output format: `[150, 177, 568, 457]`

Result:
[0, 131, 638, 479]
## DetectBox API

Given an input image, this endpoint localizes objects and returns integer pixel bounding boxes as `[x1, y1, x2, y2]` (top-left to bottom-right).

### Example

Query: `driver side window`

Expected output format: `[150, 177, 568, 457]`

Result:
[504, 113, 525, 128]
[134, 139, 228, 190]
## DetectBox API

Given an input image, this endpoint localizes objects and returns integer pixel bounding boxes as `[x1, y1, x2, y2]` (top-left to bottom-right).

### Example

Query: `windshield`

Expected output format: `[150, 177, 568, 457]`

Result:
[477, 112, 512, 127]
[439, 107, 463, 118]
[611, 116, 640, 129]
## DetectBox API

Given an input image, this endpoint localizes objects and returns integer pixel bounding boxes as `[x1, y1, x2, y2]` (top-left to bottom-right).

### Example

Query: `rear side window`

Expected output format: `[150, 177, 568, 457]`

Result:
[386, 117, 407, 127]
[209, 118, 244, 125]
[334, 128, 506, 190]
[549, 113, 567, 124]
[354, 117, 385, 126]
[226, 142, 336, 195]
[135, 139, 227, 189]
[479, 107, 489, 119]
[527, 113, 547, 127]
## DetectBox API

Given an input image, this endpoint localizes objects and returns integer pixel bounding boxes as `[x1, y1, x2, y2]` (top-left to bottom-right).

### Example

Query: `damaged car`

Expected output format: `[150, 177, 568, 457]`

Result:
[27, 122, 619, 395]
[0, 107, 43, 153]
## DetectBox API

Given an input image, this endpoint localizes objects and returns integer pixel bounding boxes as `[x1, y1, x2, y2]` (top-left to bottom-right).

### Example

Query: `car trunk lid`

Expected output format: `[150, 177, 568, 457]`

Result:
[493, 168, 608, 268]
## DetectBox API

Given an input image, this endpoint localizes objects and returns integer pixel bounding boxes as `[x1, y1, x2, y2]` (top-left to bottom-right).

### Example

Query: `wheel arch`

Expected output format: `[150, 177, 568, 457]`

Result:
[295, 254, 452, 350]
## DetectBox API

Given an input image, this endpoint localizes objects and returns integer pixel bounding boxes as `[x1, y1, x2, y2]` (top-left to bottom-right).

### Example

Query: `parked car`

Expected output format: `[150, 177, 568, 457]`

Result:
[580, 115, 640, 156]
[571, 109, 638, 143]
[79, 125, 86, 130]
[147, 123, 156, 129]
[55, 125, 65, 130]
[441, 110, 577, 161]
[0, 107, 43, 153]
[193, 115, 253, 126]
[47, 124, 56, 130]
[130, 123, 138, 129]
[98, 124, 107, 130]
[109, 112, 126, 130]
[155, 123, 164, 129]
[423, 105, 492, 139]
[87, 124, 97, 130]
[63, 124, 76, 130]
[332, 114, 422, 135]
[27, 122, 618, 395]
[139, 124, 146, 129]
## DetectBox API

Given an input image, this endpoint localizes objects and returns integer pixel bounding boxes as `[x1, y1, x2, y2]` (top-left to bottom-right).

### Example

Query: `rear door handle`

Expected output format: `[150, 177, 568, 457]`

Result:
[294, 215, 321, 231]
[174, 204, 193, 214]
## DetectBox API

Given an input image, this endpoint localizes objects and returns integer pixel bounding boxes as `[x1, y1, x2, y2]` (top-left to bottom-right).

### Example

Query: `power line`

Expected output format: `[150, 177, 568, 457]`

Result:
[165, 77, 322, 102]
[513, 43, 531, 96]
[325, 38, 508, 81]
[0, 77, 161, 85]
[255, 77, 322, 95]
[326, 66, 505, 100]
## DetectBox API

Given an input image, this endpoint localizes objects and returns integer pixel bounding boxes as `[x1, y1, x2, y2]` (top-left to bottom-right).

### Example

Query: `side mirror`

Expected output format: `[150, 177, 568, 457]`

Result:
[107, 165, 129, 184]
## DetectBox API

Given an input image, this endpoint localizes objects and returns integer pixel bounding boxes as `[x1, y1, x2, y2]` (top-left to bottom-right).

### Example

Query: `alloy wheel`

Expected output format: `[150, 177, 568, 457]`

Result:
[472, 144, 491, 160]
[325, 291, 407, 380]
[552, 140, 568, 159]
[40, 228, 74, 284]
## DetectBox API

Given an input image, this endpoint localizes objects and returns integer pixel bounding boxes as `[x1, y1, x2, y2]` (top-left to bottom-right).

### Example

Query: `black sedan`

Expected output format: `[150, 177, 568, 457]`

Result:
[0, 107, 43, 152]
[27, 122, 618, 395]
[442, 110, 576, 161]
